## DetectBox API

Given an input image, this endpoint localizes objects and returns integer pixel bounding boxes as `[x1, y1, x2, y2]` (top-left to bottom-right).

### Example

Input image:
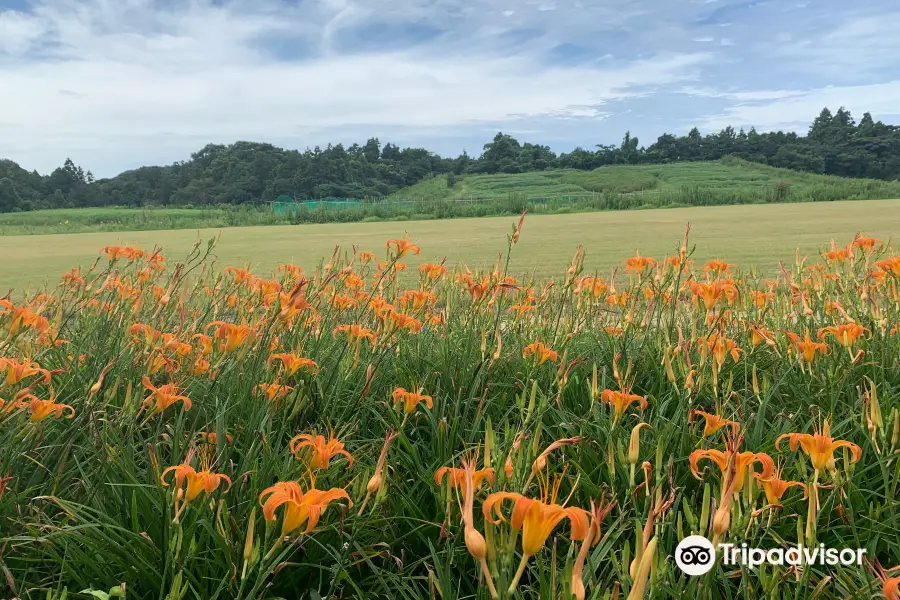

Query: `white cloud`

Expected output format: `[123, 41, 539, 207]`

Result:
[0, 0, 709, 175]
[774, 13, 900, 75]
[699, 81, 900, 131]
[0, 9, 45, 54]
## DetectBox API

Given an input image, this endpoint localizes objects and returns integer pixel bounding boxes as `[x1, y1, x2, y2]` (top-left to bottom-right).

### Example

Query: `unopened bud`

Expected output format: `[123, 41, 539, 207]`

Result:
[464, 526, 487, 560]
[628, 423, 651, 465]
[366, 473, 382, 494]
[713, 506, 730, 537]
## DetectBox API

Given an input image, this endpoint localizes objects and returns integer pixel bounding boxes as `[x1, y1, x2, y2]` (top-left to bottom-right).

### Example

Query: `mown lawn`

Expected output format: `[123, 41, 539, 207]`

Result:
[2, 199, 898, 294]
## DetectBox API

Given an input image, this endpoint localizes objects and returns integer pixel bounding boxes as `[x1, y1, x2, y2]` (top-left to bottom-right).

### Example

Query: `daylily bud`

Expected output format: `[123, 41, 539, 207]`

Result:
[713, 505, 730, 537]
[628, 423, 652, 465]
[464, 526, 488, 560]
[892, 408, 899, 452]
[626, 537, 657, 600]
[662, 348, 676, 385]
[366, 472, 382, 494]
[684, 369, 696, 390]
[241, 508, 256, 580]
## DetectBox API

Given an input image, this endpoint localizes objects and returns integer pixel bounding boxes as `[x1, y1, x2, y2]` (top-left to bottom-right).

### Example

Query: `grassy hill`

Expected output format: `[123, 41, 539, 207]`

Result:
[390, 157, 900, 204]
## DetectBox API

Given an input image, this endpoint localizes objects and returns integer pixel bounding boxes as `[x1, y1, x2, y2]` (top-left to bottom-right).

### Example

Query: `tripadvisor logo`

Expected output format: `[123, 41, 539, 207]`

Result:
[675, 536, 866, 575]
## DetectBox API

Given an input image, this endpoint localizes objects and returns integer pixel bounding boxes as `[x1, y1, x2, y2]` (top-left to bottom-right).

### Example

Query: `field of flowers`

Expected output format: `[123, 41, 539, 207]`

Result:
[1, 215, 899, 600]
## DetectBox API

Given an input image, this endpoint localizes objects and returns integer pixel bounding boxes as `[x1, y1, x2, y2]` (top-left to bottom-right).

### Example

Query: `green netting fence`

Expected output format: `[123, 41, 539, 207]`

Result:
[272, 196, 371, 215]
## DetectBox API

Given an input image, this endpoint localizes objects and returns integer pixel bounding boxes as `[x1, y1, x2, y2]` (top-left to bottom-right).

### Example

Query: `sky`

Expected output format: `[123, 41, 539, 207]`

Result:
[1, 0, 899, 178]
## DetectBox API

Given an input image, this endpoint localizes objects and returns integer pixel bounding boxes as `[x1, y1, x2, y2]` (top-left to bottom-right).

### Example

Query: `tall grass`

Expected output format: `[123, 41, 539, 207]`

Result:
[1, 221, 899, 599]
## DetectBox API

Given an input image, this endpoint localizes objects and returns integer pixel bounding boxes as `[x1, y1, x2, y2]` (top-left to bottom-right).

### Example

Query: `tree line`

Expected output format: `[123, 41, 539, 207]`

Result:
[1, 106, 898, 212]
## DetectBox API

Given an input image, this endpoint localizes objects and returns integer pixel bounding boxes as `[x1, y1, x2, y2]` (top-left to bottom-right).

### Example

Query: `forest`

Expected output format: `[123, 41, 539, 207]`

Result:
[1, 107, 898, 212]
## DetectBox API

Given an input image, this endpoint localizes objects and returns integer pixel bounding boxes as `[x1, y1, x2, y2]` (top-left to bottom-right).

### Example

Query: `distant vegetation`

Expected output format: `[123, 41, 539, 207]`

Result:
[393, 158, 900, 204]
[4, 158, 900, 235]
[1, 106, 899, 213]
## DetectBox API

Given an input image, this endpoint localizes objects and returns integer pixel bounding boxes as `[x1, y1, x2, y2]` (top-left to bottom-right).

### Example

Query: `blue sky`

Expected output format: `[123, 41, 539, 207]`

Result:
[1, 0, 899, 177]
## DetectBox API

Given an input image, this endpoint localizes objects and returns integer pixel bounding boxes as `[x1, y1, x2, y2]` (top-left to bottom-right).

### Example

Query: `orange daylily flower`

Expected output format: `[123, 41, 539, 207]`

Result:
[289, 433, 354, 470]
[61, 268, 86, 287]
[382, 310, 423, 333]
[624, 253, 657, 274]
[206, 321, 254, 353]
[689, 448, 776, 492]
[255, 382, 294, 403]
[600, 389, 648, 423]
[875, 256, 900, 277]
[851, 236, 881, 252]
[278, 263, 304, 278]
[259, 478, 352, 538]
[876, 565, 899, 600]
[397, 290, 436, 311]
[689, 281, 727, 311]
[522, 342, 558, 366]
[776, 421, 862, 472]
[575, 276, 608, 298]
[0, 301, 52, 338]
[392, 387, 433, 414]
[332, 294, 357, 311]
[822, 245, 852, 263]
[483, 474, 591, 592]
[268, 353, 319, 376]
[23, 393, 75, 422]
[748, 324, 776, 348]
[697, 332, 742, 369]
[161, 460, 231, 515]
[190, 358, 210, 376]
[753, 468, 806, 507]
[703, 259, 734, 275]
[467, 275, 494, 301]
[141, 376, 192, 415]
[0, 358, 52, 386]
[434, 465, 495, 493]
[785, 331, 829, 364]
[223, 266, 254, 284]
[750, 290, 773, 309]
[418, 263, 447, 280]
[333, 324, 376, 344]
[689, 410, 739, 438]
[666, 254, 692, 272]
[386, 237, 421, 258]
[343, 273, 365, 291]
[817, 323, 869, 349]
[508, 302, 536, 319]
[100, 246, 145, 261]
[275, 287, 317, 322]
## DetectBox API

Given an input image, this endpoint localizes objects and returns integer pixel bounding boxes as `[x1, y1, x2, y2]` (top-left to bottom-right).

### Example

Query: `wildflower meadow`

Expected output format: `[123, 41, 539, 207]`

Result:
[1, 214, 899, 600]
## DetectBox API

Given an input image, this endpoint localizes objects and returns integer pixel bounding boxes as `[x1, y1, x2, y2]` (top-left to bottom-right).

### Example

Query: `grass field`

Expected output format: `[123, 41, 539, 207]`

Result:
[390, 158, 900, 202]
[0, 205, 289, 236]
[2, 199, 898, 294]
[4, 159, 900, 236]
